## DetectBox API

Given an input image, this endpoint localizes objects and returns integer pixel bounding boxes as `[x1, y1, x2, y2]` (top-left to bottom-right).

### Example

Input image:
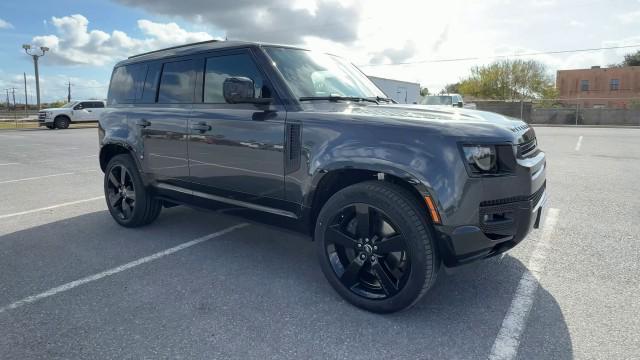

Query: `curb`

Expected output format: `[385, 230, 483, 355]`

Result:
[0, 125, 98, 132]
[531, 124, 640, 129]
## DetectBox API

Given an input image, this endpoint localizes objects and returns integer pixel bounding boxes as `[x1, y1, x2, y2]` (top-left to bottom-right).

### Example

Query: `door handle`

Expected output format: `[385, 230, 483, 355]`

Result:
[191, 122, 211, 133]
[136, 119, 151, 127]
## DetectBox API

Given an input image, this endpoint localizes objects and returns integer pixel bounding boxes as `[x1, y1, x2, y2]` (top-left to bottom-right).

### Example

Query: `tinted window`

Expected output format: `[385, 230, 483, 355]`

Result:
[141, 63, 161, 103]
[92, 101, 105, 108]
[108, 63, 147, 105]
[157, 60, 196, 104]
[203, 53, 266, 103]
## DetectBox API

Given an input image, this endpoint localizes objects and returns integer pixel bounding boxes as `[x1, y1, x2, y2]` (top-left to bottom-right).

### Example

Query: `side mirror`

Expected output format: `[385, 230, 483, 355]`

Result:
[74, 104, 83, 110]
[223, 77, 272, 105]
[457, 101, 464, 108]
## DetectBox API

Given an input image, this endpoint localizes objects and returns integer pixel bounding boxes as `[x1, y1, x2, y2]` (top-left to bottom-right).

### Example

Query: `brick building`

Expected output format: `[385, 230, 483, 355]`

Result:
[556, 66, 640, 108]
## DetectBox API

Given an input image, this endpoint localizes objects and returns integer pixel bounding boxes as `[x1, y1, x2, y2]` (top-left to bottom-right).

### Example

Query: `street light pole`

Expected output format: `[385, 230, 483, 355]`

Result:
[22, 44, 48, 110]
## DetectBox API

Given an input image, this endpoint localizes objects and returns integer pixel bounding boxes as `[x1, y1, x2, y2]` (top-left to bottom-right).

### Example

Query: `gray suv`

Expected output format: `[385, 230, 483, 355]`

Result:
[99, 40, 547, 313]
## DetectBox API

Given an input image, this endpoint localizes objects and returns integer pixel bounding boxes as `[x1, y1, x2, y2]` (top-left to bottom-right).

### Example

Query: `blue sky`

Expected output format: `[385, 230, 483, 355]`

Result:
[1, 0, 639, 103]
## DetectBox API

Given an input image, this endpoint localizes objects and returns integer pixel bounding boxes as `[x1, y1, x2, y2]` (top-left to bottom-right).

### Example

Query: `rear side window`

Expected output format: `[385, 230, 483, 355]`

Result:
[157, 60, 196, 104]
[92, 101, 105, 108]
[108, 63, 147, 105]
[203, 53, 266, 103]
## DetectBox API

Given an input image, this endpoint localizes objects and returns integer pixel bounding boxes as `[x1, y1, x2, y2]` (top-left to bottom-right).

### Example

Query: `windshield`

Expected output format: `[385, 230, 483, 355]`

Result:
[61, 102, 78, 108]
[421, 96, 453, 105]
[264, 47, 386, 100]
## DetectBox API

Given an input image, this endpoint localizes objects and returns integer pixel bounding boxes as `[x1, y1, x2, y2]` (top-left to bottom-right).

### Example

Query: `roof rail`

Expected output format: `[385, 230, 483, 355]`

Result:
[128, 39, 221, 59]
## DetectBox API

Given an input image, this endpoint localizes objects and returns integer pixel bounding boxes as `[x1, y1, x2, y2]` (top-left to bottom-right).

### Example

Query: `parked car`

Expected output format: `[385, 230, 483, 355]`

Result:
[420, 94, 464, 108]
[38, 100, 106, 129]
[99, 40, 547, 313]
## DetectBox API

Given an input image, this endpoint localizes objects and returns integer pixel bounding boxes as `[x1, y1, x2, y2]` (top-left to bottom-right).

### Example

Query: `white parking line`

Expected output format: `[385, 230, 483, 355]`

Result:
[0, 196, 104, 220]
[0, 223, 249, 314]
[0, 163, 20, 166]
[0, 170, 99, 185]
[575, 136, 583, 151]
[488, 208, 560, 360]
[0, 154, 97, 167]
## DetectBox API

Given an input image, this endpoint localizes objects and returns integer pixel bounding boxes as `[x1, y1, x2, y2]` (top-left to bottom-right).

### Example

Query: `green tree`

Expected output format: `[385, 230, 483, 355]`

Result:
[609, 50, 640, 68]
[444, 82, 460, 94]
[420, 87, 430, 96]
[457, 59, 556, 100]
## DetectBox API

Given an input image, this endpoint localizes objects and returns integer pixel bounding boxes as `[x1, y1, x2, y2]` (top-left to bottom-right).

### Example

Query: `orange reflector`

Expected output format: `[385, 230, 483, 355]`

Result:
[424, 196, 441, 224]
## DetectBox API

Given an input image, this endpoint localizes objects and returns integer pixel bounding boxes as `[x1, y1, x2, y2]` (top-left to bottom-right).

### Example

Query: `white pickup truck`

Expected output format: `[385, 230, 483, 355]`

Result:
[38, 100, 106, 129]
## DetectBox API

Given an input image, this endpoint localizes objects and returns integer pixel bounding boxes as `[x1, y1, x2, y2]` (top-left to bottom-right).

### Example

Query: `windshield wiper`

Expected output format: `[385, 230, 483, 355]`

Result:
[299, 96, 379, 104]
[372, 96, 395, 103]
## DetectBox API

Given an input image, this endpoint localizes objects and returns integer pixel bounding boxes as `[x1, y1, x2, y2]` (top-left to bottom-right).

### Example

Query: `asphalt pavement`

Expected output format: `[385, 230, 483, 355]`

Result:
[0, 126, 638, 359]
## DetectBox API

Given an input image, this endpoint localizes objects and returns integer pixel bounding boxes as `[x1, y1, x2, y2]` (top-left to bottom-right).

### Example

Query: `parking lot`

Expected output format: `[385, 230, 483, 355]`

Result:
[0, 126, 638, 359]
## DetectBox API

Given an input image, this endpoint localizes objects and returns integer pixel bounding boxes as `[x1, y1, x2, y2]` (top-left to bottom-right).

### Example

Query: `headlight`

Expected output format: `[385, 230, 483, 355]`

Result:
[462, 145, 497, 173]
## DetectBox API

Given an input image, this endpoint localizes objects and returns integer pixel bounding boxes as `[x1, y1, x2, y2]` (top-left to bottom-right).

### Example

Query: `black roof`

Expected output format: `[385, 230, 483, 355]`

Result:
[115, 40, 304, 67]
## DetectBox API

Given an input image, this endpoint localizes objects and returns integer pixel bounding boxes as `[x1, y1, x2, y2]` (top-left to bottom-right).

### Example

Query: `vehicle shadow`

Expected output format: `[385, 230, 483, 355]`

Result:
[0, 206, 573, 360]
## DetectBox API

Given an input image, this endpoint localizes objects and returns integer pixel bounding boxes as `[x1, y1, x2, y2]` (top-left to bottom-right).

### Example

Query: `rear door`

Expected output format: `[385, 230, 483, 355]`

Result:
[137, 59, 196, 185]
[90, 101, 106, 120]
[187, 48, 287, 203]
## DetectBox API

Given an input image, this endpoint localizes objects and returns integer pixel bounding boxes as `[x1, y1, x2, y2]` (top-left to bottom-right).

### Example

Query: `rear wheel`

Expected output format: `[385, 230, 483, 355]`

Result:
[315, 181, 439, 313]
[104, 154, 162, 227]
[54, 116, 70, 129]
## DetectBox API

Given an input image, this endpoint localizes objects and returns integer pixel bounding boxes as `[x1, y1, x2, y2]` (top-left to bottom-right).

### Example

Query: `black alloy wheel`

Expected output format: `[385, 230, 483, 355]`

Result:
[106, 164, 136, 220]
[104, 154, 162, 227]
[315, 181, 439, 313]
[325, 203, 411, 299]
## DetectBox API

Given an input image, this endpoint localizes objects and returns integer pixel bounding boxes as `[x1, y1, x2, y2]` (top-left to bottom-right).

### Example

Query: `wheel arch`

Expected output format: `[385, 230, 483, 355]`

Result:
[54, 114, 71, 122]
[306, 163, 437, 237]
[99, 142, 141, 173]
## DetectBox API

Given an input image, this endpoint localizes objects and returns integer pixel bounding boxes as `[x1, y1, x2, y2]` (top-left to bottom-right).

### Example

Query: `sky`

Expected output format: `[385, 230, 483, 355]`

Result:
[0, 0, 639, 103]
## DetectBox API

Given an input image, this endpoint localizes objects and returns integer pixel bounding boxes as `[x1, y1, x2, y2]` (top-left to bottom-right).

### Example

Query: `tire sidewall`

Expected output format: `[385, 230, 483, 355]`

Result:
[55, 116, 69, 129]
[315, 181, 437, 313]
[104, 154, 150, 227]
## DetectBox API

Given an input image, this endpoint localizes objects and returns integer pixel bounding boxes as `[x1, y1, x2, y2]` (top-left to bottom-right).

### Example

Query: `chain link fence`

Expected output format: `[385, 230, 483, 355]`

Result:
[472, 98, 640, 126]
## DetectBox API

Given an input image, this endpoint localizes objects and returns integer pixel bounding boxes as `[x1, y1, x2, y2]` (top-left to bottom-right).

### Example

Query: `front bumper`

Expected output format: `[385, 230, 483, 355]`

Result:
[435, 151, 547, 267]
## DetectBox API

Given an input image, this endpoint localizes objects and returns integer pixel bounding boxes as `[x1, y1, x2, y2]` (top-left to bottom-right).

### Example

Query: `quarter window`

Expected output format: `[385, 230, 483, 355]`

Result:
[107, 63, 147, 105]
[610, 79, 620, 91]
[203, 53, 266, 103]
[157, 60, 196, 104]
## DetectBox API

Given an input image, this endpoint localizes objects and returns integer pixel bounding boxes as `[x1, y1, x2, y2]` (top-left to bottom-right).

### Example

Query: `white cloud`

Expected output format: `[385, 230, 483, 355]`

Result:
[31, 14, 216, 66]
[0, 18, 14, 29]
[618, 11, 640, 24]
[570, 20, 585, 27]
[0, 73, 108, 103]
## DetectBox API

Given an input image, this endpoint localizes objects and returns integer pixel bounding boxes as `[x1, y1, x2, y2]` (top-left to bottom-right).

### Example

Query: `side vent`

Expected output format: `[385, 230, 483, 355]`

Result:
[285, 123, 302, 173]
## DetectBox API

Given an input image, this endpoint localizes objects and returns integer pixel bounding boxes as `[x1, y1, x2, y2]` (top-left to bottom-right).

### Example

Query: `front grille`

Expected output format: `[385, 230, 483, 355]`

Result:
[517, 138, 537, 158]
[480, 182, 546, 207]
[38, 112, 46, 122]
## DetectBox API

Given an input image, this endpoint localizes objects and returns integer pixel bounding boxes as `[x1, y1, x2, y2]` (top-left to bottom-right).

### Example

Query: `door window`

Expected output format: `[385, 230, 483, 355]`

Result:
[157, 60, 196, 104]
[203, 53, 267, 103]
[108, 63, 148, 105]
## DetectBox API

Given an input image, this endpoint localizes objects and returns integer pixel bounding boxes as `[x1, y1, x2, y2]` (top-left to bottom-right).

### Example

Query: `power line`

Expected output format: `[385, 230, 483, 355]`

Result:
[359, 44, 640, 67]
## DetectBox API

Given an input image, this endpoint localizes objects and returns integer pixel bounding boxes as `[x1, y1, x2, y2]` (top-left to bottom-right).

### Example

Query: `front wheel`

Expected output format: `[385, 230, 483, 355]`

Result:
[315, 181, 439, 313]
[54, 116, 70, 129]
[104, 154, 162, 227]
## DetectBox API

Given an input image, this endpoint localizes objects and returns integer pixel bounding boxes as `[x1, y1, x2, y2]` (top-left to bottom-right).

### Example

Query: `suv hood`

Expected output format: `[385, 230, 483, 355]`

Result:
[40, 108, 65, 112]
[305, 102, 534, 143]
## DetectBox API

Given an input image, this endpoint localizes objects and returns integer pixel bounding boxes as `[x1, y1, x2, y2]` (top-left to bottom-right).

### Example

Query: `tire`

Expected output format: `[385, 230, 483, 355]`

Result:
[54, 116, 70, 129]
[104, 154, 162, 227]
[315, 181, 439, 313]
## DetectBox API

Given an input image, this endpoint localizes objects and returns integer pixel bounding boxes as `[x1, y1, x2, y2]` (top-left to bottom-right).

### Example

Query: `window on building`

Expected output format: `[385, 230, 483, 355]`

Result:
[610, 79, 620, 91]
[580, 80, 589, 92]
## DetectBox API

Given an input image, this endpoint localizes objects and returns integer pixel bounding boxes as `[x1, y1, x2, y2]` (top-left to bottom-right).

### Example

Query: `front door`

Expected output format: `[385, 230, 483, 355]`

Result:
[187, 49, 286, 203]
[73, 102, 93, 121]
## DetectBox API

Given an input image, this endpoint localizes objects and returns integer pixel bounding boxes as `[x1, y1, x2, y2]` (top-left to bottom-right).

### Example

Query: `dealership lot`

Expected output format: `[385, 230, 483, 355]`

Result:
[0, 127, 638, 359]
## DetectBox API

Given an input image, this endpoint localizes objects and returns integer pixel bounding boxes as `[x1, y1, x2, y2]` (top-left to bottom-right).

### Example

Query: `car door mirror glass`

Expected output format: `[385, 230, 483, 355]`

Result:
[223, 77, 272, 105]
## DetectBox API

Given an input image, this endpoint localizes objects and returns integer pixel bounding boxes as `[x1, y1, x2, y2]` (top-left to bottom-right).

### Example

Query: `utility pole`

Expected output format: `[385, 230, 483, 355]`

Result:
[22, 44, 48, 110]
[67, 80, 71, 102]
[23, 72, 28, 116]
